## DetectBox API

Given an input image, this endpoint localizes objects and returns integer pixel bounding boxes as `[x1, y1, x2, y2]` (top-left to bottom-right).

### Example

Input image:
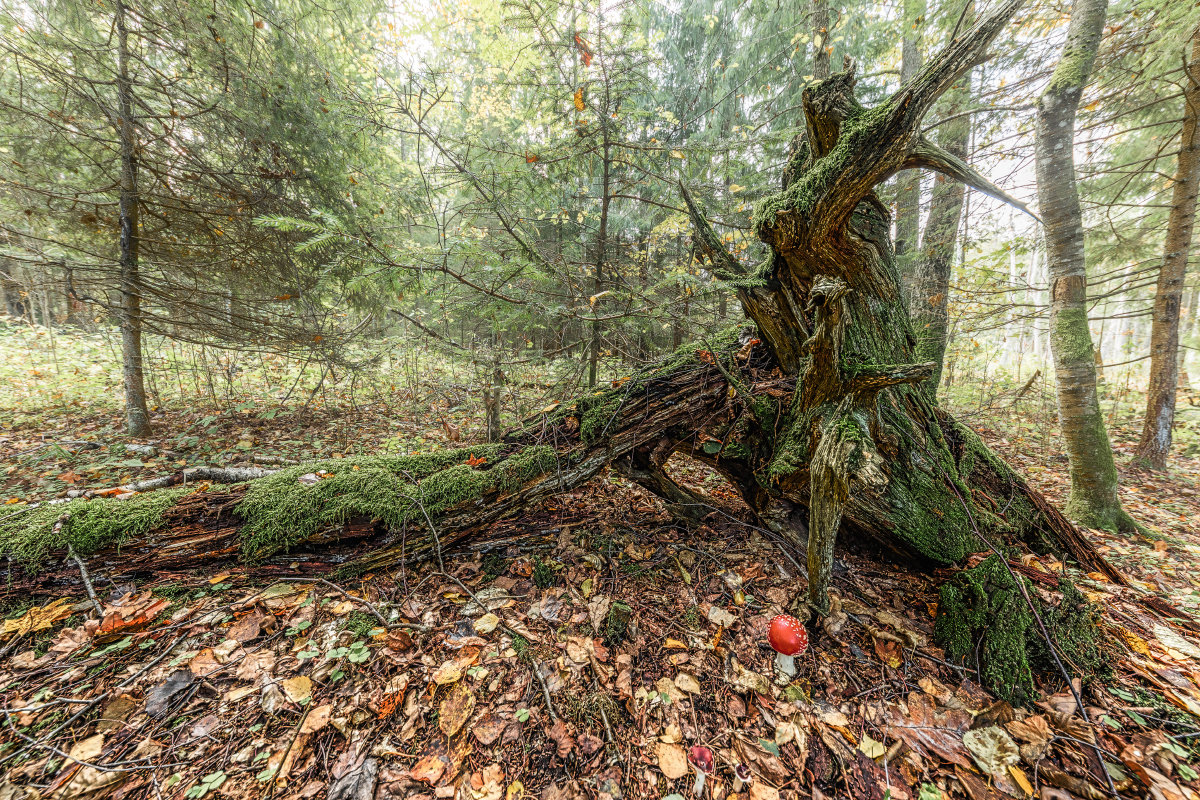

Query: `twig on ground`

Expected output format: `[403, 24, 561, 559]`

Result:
[287, 576, 404, 631]
[62, 515, 103, 617]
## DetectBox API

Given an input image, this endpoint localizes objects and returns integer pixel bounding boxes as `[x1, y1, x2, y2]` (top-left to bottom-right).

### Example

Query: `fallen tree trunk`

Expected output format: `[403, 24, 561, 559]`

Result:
[3, 330, 1114, 590]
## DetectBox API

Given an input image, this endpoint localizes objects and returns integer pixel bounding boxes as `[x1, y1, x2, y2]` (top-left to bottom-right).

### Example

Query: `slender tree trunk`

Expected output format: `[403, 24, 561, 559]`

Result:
[588, 126, 610, 389]
[810, 0, 832, 80]
[1035, 0, 1134, 532]
[1136, 26, 1200, 469]
[894, 0, 925, 275]
[115, 0, 151, 437]
[908, 2, 973, 396]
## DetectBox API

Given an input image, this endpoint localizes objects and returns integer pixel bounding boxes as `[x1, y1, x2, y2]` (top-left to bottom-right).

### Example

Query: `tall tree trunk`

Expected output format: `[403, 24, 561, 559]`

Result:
[115, 0, 151, 437]
[1034, 0, 1135, 533]
[908, 2, 973, 395]
[894, 0, 925, 275]
[1135, 26, 1200, 470]
[588, 123, 611, 390]
[810, 0, 832, 80]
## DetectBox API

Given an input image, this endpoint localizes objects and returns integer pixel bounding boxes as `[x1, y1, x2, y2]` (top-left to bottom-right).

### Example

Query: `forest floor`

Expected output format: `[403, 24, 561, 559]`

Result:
[3, 382, 1200, 799]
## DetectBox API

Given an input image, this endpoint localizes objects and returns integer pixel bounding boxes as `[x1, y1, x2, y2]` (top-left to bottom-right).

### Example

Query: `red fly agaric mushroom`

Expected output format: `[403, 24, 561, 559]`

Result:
[768, 614, 808, 683]
[687, 745, 714, 797]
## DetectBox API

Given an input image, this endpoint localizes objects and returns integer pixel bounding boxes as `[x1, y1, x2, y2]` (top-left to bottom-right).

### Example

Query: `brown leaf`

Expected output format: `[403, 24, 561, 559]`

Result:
[228, 609, 265, 643]
[873, 638, 903, 668]
[885, 692, 973, 769]
[409, 753, 449, 785]
[301, 703, 333, 734]
[472, 713, 507, 746]
[547, 719, 576, 758]
[95, 593, 168, 643]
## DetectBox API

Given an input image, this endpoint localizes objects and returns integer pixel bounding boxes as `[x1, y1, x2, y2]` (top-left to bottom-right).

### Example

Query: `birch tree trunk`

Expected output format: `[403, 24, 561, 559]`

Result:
[1136, 26, 1200, 470]
[1034, 0, 1136, 533]
[115, 0, 151, 437]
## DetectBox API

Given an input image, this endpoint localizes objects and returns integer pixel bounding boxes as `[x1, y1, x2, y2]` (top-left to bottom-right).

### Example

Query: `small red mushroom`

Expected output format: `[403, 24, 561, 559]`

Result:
[732, 763, 753, 792]
[687, 745, 714, 796]
[768, 614, 808, 683]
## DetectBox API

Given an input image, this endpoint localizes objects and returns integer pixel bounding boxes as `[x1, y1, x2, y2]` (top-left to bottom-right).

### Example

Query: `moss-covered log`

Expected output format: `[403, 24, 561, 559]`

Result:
[0, 327, 758, 590]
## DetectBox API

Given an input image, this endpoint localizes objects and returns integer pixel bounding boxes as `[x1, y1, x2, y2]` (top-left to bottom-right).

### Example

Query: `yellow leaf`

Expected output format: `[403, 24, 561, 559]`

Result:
[1009, 765, 1034, 796]
[3, 597, 73, 638]
[1113, 627, 1151, 656]
[281, 675, 313, 704]
[728, 184, 745, 193]
[573, 88, 585, 111]
[438, 681, 476, 736]
[670, 150, 685, 159]
[859, 733, 886, 759]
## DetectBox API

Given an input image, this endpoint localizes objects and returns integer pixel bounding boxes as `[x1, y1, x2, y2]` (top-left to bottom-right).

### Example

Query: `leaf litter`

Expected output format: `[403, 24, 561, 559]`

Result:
[3, 459, 1200, 799]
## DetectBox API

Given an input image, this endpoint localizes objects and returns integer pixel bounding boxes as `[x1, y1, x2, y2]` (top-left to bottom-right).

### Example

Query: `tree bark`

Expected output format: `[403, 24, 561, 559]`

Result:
[115, 0, 151, 437]
[908, 3, 974, 396]
[894, 0, 925, 274]
[1135, 26, 1200, 470]
[810, 0, 832, 80]
[1034, 0, 1136, 533]
[5, 332, 1118, 599]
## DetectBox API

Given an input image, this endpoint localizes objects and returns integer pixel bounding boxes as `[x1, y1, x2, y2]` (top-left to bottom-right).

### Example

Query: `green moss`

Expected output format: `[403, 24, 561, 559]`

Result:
[936, 558, 1108, 705]
[578, 393, 624, 445]
[1049, 307, 1097, 365]
[1034, 575, 1110, 678]
[721, 441, 753, 461]
[604, 600, 632, 647]
[531, 557, 558, 589]
[752, 104, 888, 232]
[0, 488, 188, 569]
[235, 445, 558, 560]
[343, 611, 377, 638]
[480, 553, 507, 581]
[935, 555, 1037, 704]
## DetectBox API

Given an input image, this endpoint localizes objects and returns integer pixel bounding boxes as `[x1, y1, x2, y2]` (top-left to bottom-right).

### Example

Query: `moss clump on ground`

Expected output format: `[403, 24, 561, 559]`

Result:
[0, 487, 189, 569]
[342, 611, 378, 638]
[935, 556, 1107, 705]
[935, 555, 1037, 705]
[1034, 576, 1111, 678]
[604, 601, 633, 647]
[235, 445, 558, 560]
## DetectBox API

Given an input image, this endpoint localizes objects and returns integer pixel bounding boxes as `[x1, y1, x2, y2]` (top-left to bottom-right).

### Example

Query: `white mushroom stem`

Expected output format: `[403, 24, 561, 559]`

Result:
[692, 766, 707, 797]
[774, 651, 796, 678]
